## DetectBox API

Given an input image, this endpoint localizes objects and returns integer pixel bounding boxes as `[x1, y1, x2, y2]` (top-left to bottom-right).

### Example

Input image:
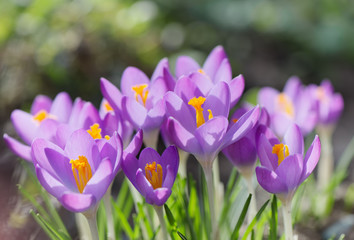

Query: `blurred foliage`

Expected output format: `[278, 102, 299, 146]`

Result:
[0, 0, 353, 115]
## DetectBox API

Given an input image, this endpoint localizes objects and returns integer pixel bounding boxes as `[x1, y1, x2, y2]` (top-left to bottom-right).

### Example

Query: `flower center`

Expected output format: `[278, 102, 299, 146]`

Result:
[132, 84, 149, 107]
[232, 118, 239, 123]
[104, 100, 113, 112]
[33, 110, 49, 123]
[188, 96, 213, 128]
[70, 156, 92, 193]
[145, 161, 163, 189]
[276, 93, 294, 118]
[87, 123, 110, 140]
[272, 143, 289, 166]
[198, 69, 206, 74]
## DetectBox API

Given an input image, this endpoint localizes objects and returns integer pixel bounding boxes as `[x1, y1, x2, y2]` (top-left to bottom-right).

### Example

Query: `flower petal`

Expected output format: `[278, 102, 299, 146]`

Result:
[161, 145, 179, 177]
[283, 123, 304, 155]
[283, 76, 301, 100]
[11, 110, 38, 145]
[256, 166, 287, 194]
[138, 147, 162, 172]
[229, 74, 245, 107]
[123, 130, 143, 159]
[142, 99, 165, 131]
[258, 87, 279, 114]
[136, 168, 154, 198]
[203, 81, 230, 118]
[3, 134, 31, 161]
[148, 188, 171, 206]
[300, 135, 321, 183]
[50, 92, 72, 123]
[203, 45, 227, 80]
[175, 56, 200, 77]
[256, 131, 278, 171]
[120, 67, 150, 97]
[214, 58, 232, 83]
[35, 165, 68, 199]
[100, 77, 123, 113]
[151, 58, 169, 82]
[275, 154, 303, 193]
[31, 95, 52, 115]
[122, 96, 147, 130]
[100, 132, 123, 175]
[60, 192, 96, 213]
[122, 154, 139, 188]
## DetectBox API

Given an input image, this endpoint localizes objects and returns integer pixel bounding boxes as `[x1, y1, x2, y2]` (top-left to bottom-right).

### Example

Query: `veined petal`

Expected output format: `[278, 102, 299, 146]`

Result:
[300, 135, 321, 183]
[283, 123, 304, 155]
[61, 192, 96, 213]
[3, 134, 31, 161]
[175, 56, 200, 77]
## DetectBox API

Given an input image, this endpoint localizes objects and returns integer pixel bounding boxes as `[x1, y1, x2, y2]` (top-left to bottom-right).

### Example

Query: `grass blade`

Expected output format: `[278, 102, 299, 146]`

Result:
[230, 194, 252, 240]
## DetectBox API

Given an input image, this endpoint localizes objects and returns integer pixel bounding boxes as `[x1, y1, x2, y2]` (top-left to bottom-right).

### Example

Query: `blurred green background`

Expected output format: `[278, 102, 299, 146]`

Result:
[0, 0, 353, 238]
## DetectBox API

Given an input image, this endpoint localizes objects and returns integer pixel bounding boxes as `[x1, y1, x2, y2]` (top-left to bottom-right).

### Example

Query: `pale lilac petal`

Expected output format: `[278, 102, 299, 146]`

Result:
[50, 92, 72, 123]
[122, 97, 147, 130]
[214, 58, 232, 83]
[64, 129, 100, 171]
[327, 93, 344, 124]
[31, 95, 52, 115]
[142, 98, 165, 131]
[148, 188, 171, 206]
[164, 91, 196, 132]
[69, 98, 86, 126]
[223, 106, 260, 145]
[146, 77, 168, 108]
[256, 167, 287, 194]
[100, 77, 123, 113]
[151, 58, 168, 82]
[175, 56, 200, 77]
[203, 46, 227, 80]
[77, 102, 101, 130]
[122, 154, 139, 188]
[84, 159, 113, 200]
[195, 117, 228, 154]
[162, 165, 176, 189]
[60, 192, 96, 213]
[136, 168, 154, 198]
[256, 132, 278, 171]
[11, 110, 38, 145]
[271, 113, 293, 139]
[167, 117, 202, 154]
[283, 76, 302, 100]
[229, 75, 245, 107]
[161, 145, 179, 177]
[174, 74, 212, 104]
[163, 68, 176, 91]
[222, 137, 257, 168]
[3, 134, 31, 161]
[100, 132, 122, 174]
[203, 81, 230, 118]
[32, 138, 59, 177]
[258, 87, 279, 114]
[121, 67, 150, 97]
[300, 135, 321, 183]
[138, 147, 162, 172]
[321, 79, 334, 93]
[56, 124, 74, 149]
[283, 124, 304, 155]
[275, 154, 303, 192]
[123, 130, 143, 159]
[35, 165, 68, 199]
[102, 113, 118, 137]
[36, 119, 60, 142]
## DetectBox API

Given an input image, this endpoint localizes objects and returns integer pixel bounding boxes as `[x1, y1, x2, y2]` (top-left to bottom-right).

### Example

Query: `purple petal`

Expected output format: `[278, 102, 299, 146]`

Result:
[37, 119, 60, 142]
[283, 76, 302, 100]
[32, 138, 60, 177]
[100, 77, 123, 113]
[151, 58, 168, 82]
[123, 130, 143, 159]
[203, 81, 230, 118]
[3, 134, 31, 161]
[102, 112, 118, 137]
[146, 77, 168, 108]
[148, 188, 171, 206]
[203, 46, 227, 80]
[69, 98, 86, 126]
[136, 168, 154, 198]
[56, 124, 74, 149]
[258, 87, 279, 114]
[50, 92, 72, 123]
[195, 116, 228, 154]
[300, 135, 321, 183]
[122, 96, 147, 130]
[100, 132, 123, 175]
[120, 67, 150, 97]
[77, 102, 101, 130]
[35, 165, 68, 199]
[60, 192, 96, 213]
[31, 95, 52, 115]
[175, 56, 200, 78]
[122, 154, 139, 188]
[11, 110, 38, 145]
[283, 124, 304, 155]
[223, 106, 260, 146]
[164, 91, 196, 132]
[174, 74, 212, 104]
[163, 68, 176, 91]
[256, 166, 287, 194]
[214, 58, 232, 83]
[143, 98, 165, 131]
[161, 145, 179, 177]
[256, 132, 278, 171]
[138, 147, 162, 172]
[84, 159, 113, 200]
[229, 75, 245, 107]
[64, 129, 100, 171]
[222, 137, 257, 168]
[327, 93, 344, 124]
[321, 79, 334, 93]
[167, 117, 202, 154]
[271, 113, 293, 139]
[275, 154, 303, 192]
[162, 165, 176, 189]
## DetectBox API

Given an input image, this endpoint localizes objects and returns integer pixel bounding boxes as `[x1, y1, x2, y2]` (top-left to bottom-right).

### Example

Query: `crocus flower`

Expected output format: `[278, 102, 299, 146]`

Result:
[4, 92, 72, 161]
[258, 77, 317, 139]
[165, 81, 260, 166]
[31, 128, 123, 212]
[255, 123, 321, 202]
[175, 45, 244, 107]
[122, 146, 179, 206]
[307, 79, 344, 126]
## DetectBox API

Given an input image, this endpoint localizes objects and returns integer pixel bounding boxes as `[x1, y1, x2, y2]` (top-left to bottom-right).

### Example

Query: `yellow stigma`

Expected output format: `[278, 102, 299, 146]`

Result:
[132, 84, 149, 107]
[87, 123, 102, 139]
[276, 93, 294, 118]
[104, 101, 113, 112]
[232, 118, 239, 123]
[70, 156, 92, 193]
[188, 97, 213, 128]
[145, 162, 163, 189]
[272, 143, 289, 166]
[33, 110, 49, 123]
[198, 69, 206, 75]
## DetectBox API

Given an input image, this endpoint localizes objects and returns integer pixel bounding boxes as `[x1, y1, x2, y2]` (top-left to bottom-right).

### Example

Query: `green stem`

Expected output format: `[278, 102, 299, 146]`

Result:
[244, 175, 257, 225]
[281, 199, 293, 240]
[153, 205, 169, 240]
[75, 213, 90, 240]
[83, 207, 99, 240]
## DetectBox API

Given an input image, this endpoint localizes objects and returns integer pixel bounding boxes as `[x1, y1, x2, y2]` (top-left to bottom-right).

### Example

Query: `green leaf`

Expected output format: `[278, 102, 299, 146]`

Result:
[113, 201, 134, 239]
[241, 199, 270, 240]
[177, 231, 188, 240]
[230, 194, 252, 240]
[269, 195, 278, 240]
[164, 204, 176, 226]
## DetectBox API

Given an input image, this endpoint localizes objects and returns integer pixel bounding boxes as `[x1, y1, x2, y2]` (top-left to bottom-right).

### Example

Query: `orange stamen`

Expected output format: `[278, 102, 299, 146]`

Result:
[87, 123, 103, 139]
[132, 84, 149, 107]
[145, 161, 163, 189]
[70, 156, 92, 193]
[272, 143, 290, 166]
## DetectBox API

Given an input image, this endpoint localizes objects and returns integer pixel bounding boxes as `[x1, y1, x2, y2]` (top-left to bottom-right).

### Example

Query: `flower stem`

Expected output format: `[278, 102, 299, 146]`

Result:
[244, 175, 257, 225]
[282, 199, 293, 240]
[316, 125, 334, 190]
[83, 207, 99, 240]
[177, 149, 189, 178]
[153, 205, 169, 240]
[75, 213, 90, 240]
[103, 184, 115, 240]
[202, 164, 218, 240]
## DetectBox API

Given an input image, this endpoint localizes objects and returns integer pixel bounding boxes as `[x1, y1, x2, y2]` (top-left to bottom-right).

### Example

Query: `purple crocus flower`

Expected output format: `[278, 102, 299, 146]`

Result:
[222, 106, 270, 176]
[255, 123, 321, 202]
[308, 79, 344, 125]
[4, 92, 72, 161]
[31, 129, 123, 212]
[175, 45, 244, 107]
[165, 81, 260, 166]
[122, 146, 179, 206]
[258, 77, 318, 139]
